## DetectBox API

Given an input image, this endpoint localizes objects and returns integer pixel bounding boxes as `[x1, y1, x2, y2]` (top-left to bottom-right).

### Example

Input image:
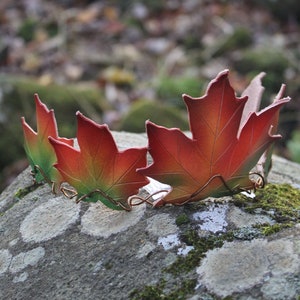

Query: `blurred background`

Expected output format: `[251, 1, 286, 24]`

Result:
[0, 0, 300, 192]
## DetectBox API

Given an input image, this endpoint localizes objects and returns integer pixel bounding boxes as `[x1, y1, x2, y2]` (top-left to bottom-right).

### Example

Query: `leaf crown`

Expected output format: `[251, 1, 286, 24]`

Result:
[21, 70, 290, 211]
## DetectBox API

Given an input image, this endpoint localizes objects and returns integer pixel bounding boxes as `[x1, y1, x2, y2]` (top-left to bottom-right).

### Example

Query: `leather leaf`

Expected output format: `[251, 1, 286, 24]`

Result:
[138, 70, 290, 206]
[21, 94, 74, 187]
[49, 112, 149, 210]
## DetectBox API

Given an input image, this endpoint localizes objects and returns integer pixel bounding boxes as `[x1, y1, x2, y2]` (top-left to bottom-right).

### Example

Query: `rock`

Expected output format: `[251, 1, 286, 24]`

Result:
[0, 132, 300, 300]
[197, 237, 299, 298]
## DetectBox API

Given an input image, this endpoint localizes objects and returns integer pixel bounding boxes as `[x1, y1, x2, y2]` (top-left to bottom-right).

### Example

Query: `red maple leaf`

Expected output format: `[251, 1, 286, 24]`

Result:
[21, 94, 74, 189]
[49, 112, 149, 210]
[138, 70, 290, 206]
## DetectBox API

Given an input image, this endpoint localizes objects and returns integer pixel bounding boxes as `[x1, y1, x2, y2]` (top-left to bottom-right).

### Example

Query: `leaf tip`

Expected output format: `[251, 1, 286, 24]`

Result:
[145, 119, 158, 130]
[182, 93, 192, 101]
[217, 68, 230, 78]
[33, 93, 41, 103]
[48, 135, 55, 144]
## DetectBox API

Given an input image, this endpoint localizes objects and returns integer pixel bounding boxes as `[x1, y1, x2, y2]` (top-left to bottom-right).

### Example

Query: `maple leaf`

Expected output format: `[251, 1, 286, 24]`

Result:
[241, 72, 288, 178]
[138, 70, 290, 206]
[49, 112, 149, 210]
[21, 94, 74, 188]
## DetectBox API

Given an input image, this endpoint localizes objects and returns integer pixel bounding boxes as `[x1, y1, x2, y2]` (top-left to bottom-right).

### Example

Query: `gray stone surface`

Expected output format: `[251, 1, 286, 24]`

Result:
[0, 132, 299, 300]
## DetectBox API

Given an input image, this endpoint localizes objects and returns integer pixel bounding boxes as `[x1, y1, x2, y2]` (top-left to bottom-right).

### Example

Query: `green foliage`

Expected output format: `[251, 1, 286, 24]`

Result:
[119, 100, 189, 133]
[156, 76, 203, 108]
[18, 18, 37, 42]
[287, 130, 300, 163]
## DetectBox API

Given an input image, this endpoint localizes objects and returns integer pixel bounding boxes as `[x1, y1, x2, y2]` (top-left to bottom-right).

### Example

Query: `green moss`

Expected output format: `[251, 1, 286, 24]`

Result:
[254, 223, 293, 236]
[119, 100, 189, 133]
[167, 279, 197, 300]
[165, 230, 234, 276]
[129, 280, 165, 300]
[233, 183, 300, 223]
[156, 76, 204, 109]
[175, 213, 190, 226]
[232, 183, 300, 238]
[14, 183, 41, 199]
[129, 279, 197, 300]
[129, 229, 232, 299]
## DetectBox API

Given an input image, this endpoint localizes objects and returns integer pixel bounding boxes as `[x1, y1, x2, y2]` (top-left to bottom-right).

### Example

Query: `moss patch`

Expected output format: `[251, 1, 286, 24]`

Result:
[233, 183, 300, 238]
[129, 229, 233, 299]
[166, 230, 234, 276]
[233, 183, 300, 223]
[175, 213, 190, 226]
[119, 100, 189, 133]
[254, 222, 293, 236]
[129, 278, 197, 300]
[14, 183, 42, 199]
[155, 75, 204, 109]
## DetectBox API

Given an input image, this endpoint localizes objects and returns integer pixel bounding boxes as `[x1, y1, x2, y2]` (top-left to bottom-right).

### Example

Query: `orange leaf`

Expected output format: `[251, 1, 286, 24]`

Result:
[21, 94, 73, 188]
[50, 112, 149, 210]
[138, 70, 290, 206]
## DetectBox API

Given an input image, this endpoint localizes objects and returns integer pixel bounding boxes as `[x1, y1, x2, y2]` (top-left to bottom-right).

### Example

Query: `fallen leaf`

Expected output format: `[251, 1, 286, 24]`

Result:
[138, 70, 290, 206]
[49, 112, 149, 210]
[21, 94, 74, 188]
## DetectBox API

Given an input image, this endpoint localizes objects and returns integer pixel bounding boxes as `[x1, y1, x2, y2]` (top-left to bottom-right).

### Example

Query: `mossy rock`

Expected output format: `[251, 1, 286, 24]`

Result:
[0, 75, 108, 186]
[119, 100, 189, 133]
[155, 76, 204, 109]
[234, 48, 288, 74]
[212, 27, 253, 57]
[233, 183, 300, 223]
[233, 48, 289, 94]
